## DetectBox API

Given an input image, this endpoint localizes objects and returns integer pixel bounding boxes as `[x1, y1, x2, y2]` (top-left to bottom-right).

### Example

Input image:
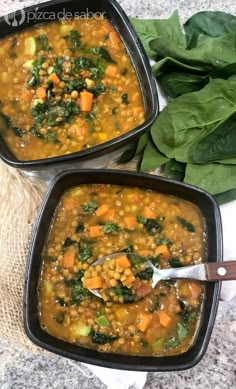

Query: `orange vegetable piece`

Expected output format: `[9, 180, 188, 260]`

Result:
[138, 250, 152, 257]
[141, 206, 156, 219]
[96, 204, 109, 217]
[116, 255, 131, 269]
[89, 225, 104, 238]
[105, 65, 117, 78]
[124, 216, 137, 230]
[36, 87, 47, 100]
[109, 31, 120, 45]
[159, 310, 173, 328]
[21, 90, 33, 102]
[83, 276, 103, 289]
[80, 91, 93, 112]
[101, 209, 115, 222]
[189, 281, 202, 298]
[122, 272, 135, 286]
[63, 251, 76, 268]
[155, 245, 170, 259]
[136, 312, 153, 332]
[48, 72, 60, 84]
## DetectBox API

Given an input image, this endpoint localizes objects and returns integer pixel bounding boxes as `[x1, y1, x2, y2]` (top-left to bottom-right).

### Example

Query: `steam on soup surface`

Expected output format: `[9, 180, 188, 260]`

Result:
[39, 184, 205, 356]
[0, 18, 144, 160]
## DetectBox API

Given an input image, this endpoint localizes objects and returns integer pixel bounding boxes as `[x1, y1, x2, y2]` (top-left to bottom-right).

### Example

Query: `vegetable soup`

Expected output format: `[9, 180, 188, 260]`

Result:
[0, 18, 144, 160]
[38, 184, 205, 356]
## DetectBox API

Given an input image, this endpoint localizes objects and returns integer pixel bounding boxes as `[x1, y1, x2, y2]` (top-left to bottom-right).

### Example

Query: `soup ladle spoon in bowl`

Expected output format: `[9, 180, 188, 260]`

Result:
[84, 253, 236, 299]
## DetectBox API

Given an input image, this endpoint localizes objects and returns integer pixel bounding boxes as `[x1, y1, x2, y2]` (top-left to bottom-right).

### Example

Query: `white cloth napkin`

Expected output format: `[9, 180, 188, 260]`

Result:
[220, 200, 236, 301]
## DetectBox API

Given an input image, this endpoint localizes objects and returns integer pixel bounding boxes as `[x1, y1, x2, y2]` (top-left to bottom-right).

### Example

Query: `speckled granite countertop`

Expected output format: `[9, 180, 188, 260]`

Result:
[0, 1, 236, 388]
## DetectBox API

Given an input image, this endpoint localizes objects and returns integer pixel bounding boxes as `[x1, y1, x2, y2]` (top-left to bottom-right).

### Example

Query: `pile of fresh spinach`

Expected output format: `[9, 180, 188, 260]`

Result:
[129, 11, 236, 204]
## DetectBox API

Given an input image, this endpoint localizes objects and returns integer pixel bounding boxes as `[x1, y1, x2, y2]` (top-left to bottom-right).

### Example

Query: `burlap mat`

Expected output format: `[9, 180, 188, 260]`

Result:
[0, 158, 140, 354]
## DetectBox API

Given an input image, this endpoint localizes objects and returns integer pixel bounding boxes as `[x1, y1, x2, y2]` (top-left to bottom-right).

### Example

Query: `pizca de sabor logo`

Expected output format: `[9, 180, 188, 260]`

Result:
[4, 9, 26, 27]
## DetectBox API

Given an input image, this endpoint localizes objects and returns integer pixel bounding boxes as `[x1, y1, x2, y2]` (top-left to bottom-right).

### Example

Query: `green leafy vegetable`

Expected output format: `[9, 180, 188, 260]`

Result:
[177, 322, 189, 341]
[70, 283, 90, 305]
[156, 237, 173, 246]
[137, 216, 162, 235]
[64, 270, 85, 287]
[63, 237, 77, 248]
[78, 238, 93, 262]
[76, 223, 85, 233]
[140, 137, 169, 172]
[165, 338, 179, 348]
[137, 267, 154, 280]
[128, 253, 147, 267]
[110, 283, 135, 303]
[64, 30, 81, 51]
[95, 315, 110, 326]
[92, 47, 116, 63]
[168, 258, 183, 268]
[103, 222, 121, 234]
[121, 93, 129, 104]
[56, 297, 67, 307]
[81, 200, 98, 214]
[177, 217, 195, 233]
[53, 312, 65, 324]
[92, 331, 118, 345]
[36, 34, 52, 52]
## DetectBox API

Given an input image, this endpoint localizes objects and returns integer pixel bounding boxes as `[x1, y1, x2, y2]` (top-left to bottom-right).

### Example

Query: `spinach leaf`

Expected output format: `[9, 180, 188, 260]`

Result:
[36, 34, 52, 52]
[177, 322, 189, 341]
[12, 127, 24, 137]
[131, 11, 185, 59]
[168, 258, 183, 268]
[64, 30, 81, 51]
[78, 238, 93, 262]
[63, 77, 86, 94]
[70, 282, 90, 305]
[156, 237, 173, 246]
[165, 338, 179, 348]
[54, 312, 65, 324]
[56, 297, 67, 307]
[184, 11, 236, 49]
[137, 216, 162, 235]
[117, 132, 148, 164]
[137, 267, 154, 280]
[128, 253, 147, 267]
[214, 188, 236, 205]
[76, 223, 85, 233]
[28, 55, 44, 87]
[193, 112, 236, 162]
[151, 77, 236, 163]
[140, 339, 148, 347]
[164, 159, 186, 181]
[158, 71, 208, 98]
[184, 163, 236, 195]
[92, 331, 118, 345]
[92, 47, 115, 63]
[110, 284, 135, 303]
[64, 270, 85, 287]
[63, 237, 77, 248]
[140, 137, 169, 172]
[120, 245, 134, 253]
[177, 217, 195, 233]
[121, 94, 129, 104]
[81, 200, 98, 214]
[103, 222, 121, 234]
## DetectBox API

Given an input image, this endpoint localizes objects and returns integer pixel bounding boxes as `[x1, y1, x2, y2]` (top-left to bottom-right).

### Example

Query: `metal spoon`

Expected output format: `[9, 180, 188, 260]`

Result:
[87, 253, 236, 298]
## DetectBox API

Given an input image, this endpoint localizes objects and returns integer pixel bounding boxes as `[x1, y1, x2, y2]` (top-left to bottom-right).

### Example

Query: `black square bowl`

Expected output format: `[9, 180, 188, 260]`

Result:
[24, 169, 222, 371]
[0, 0, 158, 174]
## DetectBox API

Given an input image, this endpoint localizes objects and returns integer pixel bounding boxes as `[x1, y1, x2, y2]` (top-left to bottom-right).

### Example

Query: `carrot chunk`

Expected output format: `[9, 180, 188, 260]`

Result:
[116, 255, 131, 269]
[101, 209, 115, 221]
[48, 72, 60, 84]
[138, 250, 153, 257]
[141, 206, 156, 219]
[96, 204, 109, 217]
[189, 281, 202, 298]
[63, 251, 76, 268]
[105, 65, 117, 77]
[124, 216, 137, 230]
[80, 91, 93, 111]
[155, 245, 170, 259]
[21, 90, 33, 102]
[159, 310, 173, 328]
[83, 276, 103, 289]
[89, 225, 104, 238]
[122, 272, 135, 286]
[36, 87, 47, 100]
[136, 312, 153, 332]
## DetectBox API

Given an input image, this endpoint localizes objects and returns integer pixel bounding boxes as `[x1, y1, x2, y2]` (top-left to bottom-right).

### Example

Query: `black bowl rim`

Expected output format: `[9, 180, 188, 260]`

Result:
[0, 0, 159, 169]
[24, 169, 222, 371]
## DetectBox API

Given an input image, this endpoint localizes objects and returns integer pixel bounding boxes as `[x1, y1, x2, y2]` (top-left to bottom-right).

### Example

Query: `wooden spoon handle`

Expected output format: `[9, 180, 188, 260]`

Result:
[206, 261, 236, 281]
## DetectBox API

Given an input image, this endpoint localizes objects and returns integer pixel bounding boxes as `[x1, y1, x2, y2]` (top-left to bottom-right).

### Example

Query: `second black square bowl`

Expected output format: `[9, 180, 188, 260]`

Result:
[24, 169, 222, 371]
[0, 0, 158, 176]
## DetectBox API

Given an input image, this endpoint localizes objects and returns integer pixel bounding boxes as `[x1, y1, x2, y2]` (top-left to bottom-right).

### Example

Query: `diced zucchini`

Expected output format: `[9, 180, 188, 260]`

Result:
[60, 25, 73, 34]
[71, 322, 91, 337]
[23, 60, 35, 70]
[95, 315, 110, 327]
[152, 337, 164, 353]
[85, 78, 95, 89]
[70, 187, 84, 197]
[44, 280, 54, 295]
[24, 37, 37, 55]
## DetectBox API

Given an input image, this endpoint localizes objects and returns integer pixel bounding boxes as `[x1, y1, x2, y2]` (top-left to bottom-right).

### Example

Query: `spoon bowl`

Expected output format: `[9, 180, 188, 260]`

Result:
[86, 253, 236, 299]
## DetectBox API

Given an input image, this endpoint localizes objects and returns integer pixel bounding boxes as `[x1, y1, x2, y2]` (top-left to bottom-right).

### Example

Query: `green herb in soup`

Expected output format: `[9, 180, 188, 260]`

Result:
[0, 18, 144, 160]
[38, 184, 205, 356]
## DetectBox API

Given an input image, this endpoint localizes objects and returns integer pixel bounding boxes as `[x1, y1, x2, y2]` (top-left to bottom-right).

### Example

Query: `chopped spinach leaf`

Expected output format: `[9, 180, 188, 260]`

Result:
[36, 34, 52, 52]
[81, 200, 98, 214]
[137, 266, 154, 280]
[128, 253, 147, 267]
[64, 270, 85, 287]
[120, 245, 134, 253]
[56, 297, 67, 307]
[92, 47, 116, 63]
[165, 338, 179, 348]
[12, 127, 24, 137]
[121, 68, 128, 76]
[64, 30, 81, 51]
[112, 107, 118, 114]
[92, 331, 118, 345]
[177, 217, 195, 233]
[140, 339, 148, 347]
[63, 237, 77, 248]
[29, 126, 44, 139]
[168, 258, 183, 268]
[70, 282, 90, 305]
[137, 215, 162, 235]
[121, 93, 129, 104]
[27, 55, 44, 87]
[76, 223, 85, 233]
[103, 222, 121, 234]
[156, 237, 173, 246]
[78, 238, 93, 261]
[54, 312, 65, 324]
[110, 283, 135, 303]
[177, 322, 189, 341]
